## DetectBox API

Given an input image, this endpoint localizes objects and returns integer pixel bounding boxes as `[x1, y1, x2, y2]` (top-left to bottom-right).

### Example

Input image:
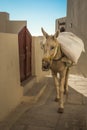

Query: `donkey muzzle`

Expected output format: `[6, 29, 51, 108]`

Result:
[42, 59, 50, 71]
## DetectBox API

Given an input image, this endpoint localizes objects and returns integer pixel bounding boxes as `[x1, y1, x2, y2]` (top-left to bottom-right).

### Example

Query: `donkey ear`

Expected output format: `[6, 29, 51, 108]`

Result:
[41, 27, 49, 39]
[54, 30, 60, 38]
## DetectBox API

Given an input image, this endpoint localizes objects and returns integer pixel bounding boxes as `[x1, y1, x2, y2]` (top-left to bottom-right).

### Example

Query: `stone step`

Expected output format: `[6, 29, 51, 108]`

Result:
[21, 77, 49, 103]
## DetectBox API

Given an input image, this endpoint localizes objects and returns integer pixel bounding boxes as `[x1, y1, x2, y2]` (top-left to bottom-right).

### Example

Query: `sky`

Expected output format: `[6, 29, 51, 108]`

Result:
[0, 0, 67, 36]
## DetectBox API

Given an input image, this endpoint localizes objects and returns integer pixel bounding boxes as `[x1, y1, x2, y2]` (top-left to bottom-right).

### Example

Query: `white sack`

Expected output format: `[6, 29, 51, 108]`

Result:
[58, 32, 85, 64]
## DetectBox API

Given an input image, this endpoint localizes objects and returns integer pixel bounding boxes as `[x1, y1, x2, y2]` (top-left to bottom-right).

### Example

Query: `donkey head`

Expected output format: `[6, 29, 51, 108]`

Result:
[41, 28, 60, 71]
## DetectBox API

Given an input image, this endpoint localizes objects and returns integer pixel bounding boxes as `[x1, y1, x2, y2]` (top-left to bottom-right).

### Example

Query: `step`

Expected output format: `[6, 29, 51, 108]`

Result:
[21, 77, 48, 103]
[22, 76, 36, 95]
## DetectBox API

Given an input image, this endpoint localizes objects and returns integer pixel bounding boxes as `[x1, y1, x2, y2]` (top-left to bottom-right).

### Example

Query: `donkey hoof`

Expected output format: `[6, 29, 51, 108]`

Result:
[58, 108, 64, 113]
[54, 98, 59, 102]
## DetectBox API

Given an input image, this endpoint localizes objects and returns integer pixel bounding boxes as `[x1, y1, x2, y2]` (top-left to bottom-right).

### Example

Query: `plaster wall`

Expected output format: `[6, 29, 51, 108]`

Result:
[0, 33, 23, 121]
[0, 12, 9, 32]
[32, 36, 50, 76]
[6, 21, 27, 33]
[0, 12, 27, 34]
[66, 0, 87, 76]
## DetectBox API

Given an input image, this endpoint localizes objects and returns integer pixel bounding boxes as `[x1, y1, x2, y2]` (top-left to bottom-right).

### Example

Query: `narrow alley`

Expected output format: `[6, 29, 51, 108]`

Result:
[0, 73, 87, 130]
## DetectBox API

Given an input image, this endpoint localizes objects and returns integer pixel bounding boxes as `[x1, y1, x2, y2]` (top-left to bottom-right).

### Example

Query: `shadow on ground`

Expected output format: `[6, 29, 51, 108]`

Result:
[0, 76, 87, 130]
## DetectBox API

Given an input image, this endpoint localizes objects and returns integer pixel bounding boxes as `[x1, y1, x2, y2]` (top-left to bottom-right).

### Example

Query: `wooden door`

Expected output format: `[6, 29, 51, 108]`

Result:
[25, 27, 32, 78]
[18, 26, 32, 82]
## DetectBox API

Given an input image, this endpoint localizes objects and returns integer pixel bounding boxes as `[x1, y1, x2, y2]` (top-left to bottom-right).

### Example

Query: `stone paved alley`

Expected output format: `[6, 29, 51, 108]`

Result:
[0, 73, 87, 130]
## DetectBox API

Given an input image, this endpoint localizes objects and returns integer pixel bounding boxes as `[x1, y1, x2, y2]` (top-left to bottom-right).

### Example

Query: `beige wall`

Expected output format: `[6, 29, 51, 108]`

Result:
[0, 12, 27, 34]
[32, 36, 50, 76]
[0, 12, 9, 32]
[0, 12, 49, 121]
[6, 21, 27, 33]
[0, 33, 23, 121]
[66, 0, 87, 77]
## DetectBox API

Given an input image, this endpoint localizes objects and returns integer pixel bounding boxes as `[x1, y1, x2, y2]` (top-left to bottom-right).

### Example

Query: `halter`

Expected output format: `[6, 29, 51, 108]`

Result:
[50, 45, 73, 67]
[50, 44, 63, 61]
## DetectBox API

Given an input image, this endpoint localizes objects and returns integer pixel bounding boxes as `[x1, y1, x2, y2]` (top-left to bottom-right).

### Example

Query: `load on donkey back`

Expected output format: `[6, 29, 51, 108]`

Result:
[41, 28, 85, 113]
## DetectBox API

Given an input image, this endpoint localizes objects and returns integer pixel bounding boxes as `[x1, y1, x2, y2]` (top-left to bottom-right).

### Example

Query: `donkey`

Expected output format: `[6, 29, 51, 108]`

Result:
[41, 28, 73, 113]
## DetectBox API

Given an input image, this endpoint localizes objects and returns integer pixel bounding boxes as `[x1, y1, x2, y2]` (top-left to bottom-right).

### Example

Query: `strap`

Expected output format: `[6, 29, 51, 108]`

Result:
[53, 56, 63, 61]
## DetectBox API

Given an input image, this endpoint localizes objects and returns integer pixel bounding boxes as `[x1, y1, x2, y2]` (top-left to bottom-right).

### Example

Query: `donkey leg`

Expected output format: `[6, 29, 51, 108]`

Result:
[58, 69, 66, 113]
[52, 73, 60, 102]
[64, 67, 70, 95]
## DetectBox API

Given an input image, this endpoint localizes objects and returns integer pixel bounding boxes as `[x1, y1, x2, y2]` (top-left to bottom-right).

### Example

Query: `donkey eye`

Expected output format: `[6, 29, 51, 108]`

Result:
[50, 46, 54, 50]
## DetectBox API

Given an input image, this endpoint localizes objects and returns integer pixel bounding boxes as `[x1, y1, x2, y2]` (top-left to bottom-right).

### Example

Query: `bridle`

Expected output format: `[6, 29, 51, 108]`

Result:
[50, 44, 63, 62]
[49, 44, 73, 67]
